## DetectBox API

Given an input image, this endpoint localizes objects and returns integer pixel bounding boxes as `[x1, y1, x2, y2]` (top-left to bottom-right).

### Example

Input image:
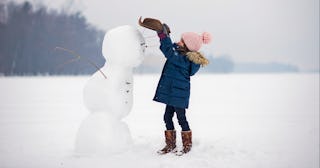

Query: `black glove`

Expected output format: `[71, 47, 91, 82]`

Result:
[161, 23, 171, 35]
[157, 23, 171, 39]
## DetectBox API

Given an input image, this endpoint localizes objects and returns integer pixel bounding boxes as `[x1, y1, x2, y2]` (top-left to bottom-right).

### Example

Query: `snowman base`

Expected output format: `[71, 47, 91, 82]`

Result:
[75, 113, 133, 156]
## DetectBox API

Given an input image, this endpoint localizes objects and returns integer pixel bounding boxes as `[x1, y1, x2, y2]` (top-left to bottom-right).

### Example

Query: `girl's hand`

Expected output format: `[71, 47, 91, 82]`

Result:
[157, 23, 171, 40]
[162, 23, 171, 35]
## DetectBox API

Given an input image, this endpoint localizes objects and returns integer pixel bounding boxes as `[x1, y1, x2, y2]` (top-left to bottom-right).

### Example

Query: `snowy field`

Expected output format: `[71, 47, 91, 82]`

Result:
[0, 74, 319, 168]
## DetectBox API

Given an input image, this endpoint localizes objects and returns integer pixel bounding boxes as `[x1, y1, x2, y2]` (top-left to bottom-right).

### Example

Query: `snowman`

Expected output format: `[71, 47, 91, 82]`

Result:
[75, 25, 146, 155]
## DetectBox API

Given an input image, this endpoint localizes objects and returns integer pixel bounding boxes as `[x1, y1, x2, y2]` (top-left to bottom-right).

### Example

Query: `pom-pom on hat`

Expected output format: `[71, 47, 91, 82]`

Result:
[181, 32, 212, 52]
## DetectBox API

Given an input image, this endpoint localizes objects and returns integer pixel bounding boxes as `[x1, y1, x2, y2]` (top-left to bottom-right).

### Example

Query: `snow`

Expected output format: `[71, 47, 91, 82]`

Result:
[0, 74, 319, 168]
[79, 25, 145, 155]
[102, 25, 146, 67]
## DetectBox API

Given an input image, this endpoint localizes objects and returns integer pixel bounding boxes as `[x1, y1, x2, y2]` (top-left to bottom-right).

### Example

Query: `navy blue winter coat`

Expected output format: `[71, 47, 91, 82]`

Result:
[153, 36, 201, 109]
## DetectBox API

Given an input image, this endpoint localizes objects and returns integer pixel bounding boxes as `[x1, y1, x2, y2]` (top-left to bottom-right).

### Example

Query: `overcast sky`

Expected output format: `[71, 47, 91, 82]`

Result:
[11, 0, 320, 71]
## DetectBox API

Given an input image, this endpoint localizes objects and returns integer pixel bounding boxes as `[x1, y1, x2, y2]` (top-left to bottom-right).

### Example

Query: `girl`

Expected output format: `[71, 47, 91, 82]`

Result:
[139, 18, 212, 155]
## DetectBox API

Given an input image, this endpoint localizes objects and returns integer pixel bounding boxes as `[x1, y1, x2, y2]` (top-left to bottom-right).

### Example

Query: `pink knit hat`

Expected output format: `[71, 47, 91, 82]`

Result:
[181, 32, 212, 51]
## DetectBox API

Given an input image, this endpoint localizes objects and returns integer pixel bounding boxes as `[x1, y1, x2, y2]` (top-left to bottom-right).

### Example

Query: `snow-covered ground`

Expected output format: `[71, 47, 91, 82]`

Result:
[0, 74, 319, 168]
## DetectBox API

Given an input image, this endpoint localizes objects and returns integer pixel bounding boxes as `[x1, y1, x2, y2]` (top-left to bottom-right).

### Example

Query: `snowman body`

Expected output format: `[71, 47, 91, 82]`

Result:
[75, 25, 145, 155]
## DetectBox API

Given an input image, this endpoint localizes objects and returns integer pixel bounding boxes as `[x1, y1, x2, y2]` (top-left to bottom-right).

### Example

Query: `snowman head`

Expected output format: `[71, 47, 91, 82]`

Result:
[102, 25, 146, 68]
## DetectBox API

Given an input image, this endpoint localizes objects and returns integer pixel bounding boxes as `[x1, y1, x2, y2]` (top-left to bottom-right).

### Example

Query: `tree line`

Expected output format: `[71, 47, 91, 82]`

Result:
[0, 1, 105, 76]
[0, 1, 299, 76]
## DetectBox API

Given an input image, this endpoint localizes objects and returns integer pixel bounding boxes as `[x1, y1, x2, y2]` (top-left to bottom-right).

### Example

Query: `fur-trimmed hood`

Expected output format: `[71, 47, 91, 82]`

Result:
[186, 51, 209, 66]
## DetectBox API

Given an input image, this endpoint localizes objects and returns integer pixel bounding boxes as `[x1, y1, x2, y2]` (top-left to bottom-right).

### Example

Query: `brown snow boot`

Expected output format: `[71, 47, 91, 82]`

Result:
[177, 130, 192, 156]
[157, 130, 177, 154]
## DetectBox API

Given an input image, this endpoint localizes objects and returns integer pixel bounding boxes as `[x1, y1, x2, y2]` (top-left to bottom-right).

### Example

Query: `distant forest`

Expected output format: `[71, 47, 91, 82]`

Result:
[0, 1, 105, 76]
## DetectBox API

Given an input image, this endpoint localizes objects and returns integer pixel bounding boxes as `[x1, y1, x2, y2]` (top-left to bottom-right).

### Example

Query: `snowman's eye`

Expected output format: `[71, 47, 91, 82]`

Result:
[140, 42, 147, 48]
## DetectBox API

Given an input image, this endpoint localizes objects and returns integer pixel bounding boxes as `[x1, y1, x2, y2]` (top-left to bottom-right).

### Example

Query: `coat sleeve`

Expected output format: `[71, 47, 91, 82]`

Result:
[159, 37, 189, 67]
[190, 63, 200, 76]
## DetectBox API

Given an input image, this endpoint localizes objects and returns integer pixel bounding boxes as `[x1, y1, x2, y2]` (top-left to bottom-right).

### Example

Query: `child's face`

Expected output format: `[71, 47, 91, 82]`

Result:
[176, 39, 185, 47]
